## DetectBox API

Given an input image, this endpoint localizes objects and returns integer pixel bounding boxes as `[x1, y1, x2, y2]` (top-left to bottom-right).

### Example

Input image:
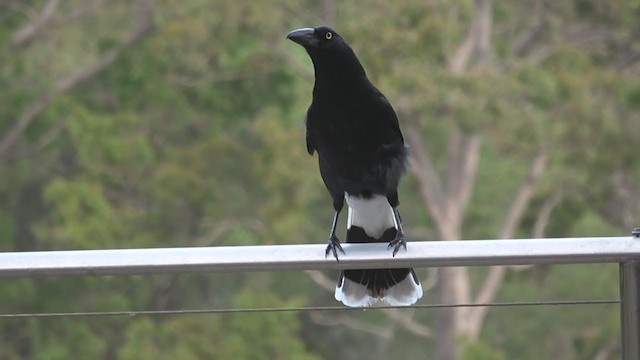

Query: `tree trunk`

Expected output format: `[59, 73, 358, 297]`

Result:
[435, 267, 470, 360]
[408, 126, 479, 360]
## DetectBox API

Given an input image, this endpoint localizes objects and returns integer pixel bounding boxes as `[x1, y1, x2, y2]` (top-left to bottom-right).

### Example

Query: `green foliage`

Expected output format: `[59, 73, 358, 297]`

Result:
[118, 290, 319, 360]
[461, 340, 505, 360]
[0, 0, 637, 359]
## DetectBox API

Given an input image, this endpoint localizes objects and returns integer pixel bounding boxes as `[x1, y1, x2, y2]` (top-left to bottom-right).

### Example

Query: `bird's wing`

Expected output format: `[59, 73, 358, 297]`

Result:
[373, 92, 405, 145]
[304, 112, 317, 155]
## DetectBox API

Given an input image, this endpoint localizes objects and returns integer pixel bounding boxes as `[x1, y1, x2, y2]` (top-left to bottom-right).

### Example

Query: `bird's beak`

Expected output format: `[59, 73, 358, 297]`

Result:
[286, 28, 318, 47]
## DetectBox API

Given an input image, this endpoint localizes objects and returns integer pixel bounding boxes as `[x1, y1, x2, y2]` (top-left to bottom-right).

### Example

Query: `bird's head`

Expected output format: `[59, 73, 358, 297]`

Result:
[286, 27, 346, 51]
[286, 26, 366, 81]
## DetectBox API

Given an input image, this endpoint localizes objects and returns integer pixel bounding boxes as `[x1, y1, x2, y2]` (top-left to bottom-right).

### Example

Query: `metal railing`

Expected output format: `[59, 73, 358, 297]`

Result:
[1, 235, 639, 358]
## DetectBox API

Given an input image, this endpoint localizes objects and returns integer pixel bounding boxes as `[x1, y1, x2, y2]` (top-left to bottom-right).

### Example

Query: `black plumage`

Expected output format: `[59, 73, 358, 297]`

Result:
[287, 27, 422, 306]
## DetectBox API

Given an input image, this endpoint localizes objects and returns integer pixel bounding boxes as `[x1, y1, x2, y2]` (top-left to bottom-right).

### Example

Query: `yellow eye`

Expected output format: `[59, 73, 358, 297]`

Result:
[325, 32, 333, 40]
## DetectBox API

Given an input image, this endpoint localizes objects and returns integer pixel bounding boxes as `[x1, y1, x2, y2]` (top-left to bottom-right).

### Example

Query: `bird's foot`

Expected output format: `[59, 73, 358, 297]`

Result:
[387, 232, 407, 257]
[325, 235, 345, 262]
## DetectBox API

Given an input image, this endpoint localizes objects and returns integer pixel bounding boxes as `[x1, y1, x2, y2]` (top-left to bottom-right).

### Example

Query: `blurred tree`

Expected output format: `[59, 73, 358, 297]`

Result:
[0, 0, 637, 359]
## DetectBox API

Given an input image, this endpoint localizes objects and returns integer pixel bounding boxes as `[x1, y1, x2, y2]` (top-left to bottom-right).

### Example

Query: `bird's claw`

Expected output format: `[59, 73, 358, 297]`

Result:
[325, 235, 345, 262]
[387, 233, 407, 257]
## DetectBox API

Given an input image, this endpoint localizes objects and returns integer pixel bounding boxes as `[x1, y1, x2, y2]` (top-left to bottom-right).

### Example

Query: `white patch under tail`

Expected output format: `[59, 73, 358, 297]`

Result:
[345, 194, 395, 238]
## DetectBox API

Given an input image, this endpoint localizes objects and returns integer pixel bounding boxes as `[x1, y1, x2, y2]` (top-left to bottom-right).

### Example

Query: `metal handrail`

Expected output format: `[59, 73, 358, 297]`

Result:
[0, 237, 638, 277]
[1, 235, 638, 359]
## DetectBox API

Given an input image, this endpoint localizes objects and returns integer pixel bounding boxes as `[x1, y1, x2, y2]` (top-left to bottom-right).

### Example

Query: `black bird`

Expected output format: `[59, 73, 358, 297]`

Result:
[287, 27, 423, 307]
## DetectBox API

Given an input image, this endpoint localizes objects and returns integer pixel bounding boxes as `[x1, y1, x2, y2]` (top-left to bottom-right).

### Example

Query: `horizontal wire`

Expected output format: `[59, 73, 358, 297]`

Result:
[0, 299, 620, 319]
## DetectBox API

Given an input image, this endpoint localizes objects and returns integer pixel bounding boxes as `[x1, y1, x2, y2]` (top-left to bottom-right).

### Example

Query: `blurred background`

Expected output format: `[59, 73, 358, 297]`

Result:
[0, 0, 639, 359]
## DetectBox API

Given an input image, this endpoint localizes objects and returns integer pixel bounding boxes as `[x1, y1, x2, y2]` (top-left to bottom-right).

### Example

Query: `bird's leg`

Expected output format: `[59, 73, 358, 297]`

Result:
[325, 209, 345, 261]
[387, 207, 407, 257]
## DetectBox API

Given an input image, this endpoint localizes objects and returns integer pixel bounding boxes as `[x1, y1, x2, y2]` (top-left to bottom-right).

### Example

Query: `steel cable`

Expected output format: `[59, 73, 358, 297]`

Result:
[0, 299, 620, 319]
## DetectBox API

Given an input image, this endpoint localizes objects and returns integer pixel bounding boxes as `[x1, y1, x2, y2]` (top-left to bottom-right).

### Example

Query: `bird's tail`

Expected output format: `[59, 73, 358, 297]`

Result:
[334, 195, 423, 307]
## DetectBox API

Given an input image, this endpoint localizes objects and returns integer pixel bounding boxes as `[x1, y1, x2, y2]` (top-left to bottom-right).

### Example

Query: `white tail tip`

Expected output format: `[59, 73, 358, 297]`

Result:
[335, 274, 423, 307]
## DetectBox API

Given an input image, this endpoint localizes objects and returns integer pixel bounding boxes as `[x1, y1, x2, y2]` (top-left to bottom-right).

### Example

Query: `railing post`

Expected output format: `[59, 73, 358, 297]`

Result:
[620, 228, 640, 360]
